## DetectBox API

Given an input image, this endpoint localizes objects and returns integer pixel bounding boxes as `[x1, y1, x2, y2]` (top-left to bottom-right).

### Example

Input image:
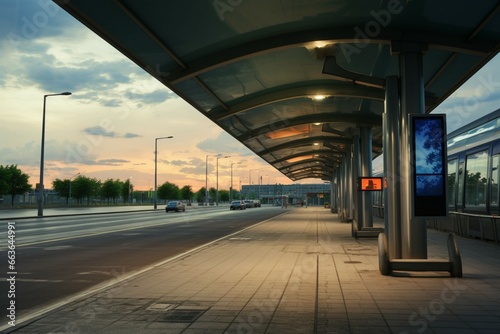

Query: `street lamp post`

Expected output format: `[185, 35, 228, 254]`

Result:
[38, 92, 72, 217]
[230, 163, 235, 202]
[258, 172, 267, 201]
[216, 155, 230, 206]
[154, 136, 173, 209]
[205, 155, 210, 206]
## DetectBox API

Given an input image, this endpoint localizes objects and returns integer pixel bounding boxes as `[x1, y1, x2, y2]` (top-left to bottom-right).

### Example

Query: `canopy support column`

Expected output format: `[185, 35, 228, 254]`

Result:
[394, 41, 428, 259]
[360, 127, 373, 228]
[383, 75, 402, 260]
[352, 134, 362, 234]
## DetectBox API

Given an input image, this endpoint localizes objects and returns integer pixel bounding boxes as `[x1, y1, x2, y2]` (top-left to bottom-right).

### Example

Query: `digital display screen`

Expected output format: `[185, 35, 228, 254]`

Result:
[358, 177, 383, 191]
[411, 114, 448, 217]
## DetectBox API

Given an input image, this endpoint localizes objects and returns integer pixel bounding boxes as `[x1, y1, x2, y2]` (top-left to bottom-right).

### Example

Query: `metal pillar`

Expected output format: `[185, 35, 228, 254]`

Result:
[395, 42, 428, 259]
[338, 159, 345, 219]
[330, 169, 338, 212]
[360, 127, 373, 228]
[352, 134, 362, 233]
[340, 157, 350, 221]
[345, 149, 353, 221]
[383, 75, 402, 260]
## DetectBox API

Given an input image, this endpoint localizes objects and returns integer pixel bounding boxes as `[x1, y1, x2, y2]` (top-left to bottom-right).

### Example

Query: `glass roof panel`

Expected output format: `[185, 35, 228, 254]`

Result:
[198, 47, 326, 103]
[174, 78, 221, 112]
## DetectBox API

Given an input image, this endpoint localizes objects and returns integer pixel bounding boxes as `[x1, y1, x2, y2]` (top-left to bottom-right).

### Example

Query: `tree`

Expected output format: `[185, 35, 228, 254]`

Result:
[0, 166, 8, 195]
[101, 179, 121, 204]
[180, 185, 193, 204]
[218, 189, 229, 202]
[208, 187, 216, 203]
[52, 178, 71, 205]
[196, 187, 207, 203]
[71, 175, 100, 205]
[122, 179, 134, 203]
[0, 165, 32, 207]
[158, 181, 179, 201]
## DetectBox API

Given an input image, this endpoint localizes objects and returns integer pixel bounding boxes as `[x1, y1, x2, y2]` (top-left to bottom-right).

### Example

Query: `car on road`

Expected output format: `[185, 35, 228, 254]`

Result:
[165, 201, 186, 212]
[252, 200, 261, 207]
[230, 200, 246, 210]
[243, 200, 255, 208]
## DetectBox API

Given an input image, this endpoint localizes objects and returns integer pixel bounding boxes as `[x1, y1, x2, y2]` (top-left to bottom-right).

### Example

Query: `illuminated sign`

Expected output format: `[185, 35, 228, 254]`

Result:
[357, 177, 383, 191]
[410, 114, 448, 217]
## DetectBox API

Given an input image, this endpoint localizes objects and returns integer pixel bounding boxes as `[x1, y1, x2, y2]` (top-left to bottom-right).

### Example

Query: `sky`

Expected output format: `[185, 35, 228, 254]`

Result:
[1, 1, 500, 192]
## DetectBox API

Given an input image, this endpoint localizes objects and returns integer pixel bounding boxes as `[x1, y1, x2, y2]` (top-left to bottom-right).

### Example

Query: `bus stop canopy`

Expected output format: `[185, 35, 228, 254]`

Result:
[55, 0, 500, 181]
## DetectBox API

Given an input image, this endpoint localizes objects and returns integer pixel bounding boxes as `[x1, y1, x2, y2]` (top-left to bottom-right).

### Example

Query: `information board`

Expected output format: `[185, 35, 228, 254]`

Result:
[410, 114, 448, 217]
[357, 177, 383, 191]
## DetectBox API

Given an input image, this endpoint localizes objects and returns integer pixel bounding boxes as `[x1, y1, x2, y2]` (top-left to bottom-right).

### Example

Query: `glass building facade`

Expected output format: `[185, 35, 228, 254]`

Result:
[241, 183, 330, 205]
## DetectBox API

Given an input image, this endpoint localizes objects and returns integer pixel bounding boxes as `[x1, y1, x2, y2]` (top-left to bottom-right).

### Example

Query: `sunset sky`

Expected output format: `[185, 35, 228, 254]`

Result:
[1, 1, 499, 192]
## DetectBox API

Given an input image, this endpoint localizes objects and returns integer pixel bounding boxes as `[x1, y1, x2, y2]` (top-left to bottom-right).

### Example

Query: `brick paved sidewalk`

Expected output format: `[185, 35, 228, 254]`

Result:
[5, 207, 500, 333]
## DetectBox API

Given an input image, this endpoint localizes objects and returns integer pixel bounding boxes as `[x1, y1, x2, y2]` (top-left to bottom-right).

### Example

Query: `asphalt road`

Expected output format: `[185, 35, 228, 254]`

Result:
[0, 206, 285, 320]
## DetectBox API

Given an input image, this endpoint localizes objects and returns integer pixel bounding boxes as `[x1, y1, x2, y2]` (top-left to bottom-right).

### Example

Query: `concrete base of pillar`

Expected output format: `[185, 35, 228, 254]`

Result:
[378, 233, 462, 277]
[354, 227, 384, 238]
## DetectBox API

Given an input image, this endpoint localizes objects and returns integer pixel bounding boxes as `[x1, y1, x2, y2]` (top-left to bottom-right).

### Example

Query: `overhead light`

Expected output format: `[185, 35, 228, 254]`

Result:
[286, 156, 313, 163]
[267, 125, 309, 139]
[314, 95, 326, 100]
[313, 143, 319, 146]
[313, 123, 321, 126]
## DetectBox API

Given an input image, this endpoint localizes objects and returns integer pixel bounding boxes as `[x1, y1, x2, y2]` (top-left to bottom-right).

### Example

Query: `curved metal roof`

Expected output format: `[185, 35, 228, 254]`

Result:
[55, 0, 500, 181]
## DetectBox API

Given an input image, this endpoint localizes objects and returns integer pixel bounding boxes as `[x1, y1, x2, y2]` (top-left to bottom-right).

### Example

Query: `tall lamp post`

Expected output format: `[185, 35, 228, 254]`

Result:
[258, 172, 267, 201]
[154, 136, 173, 209]
[230, 163, 235, 202]
[216, 155, 230, 206]
[38, 92, 72, 217]
[205, 155, 210, 206]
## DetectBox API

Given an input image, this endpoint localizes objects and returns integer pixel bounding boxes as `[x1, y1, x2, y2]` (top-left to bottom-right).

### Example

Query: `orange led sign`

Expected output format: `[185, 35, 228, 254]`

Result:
[358, 177, 383, 191]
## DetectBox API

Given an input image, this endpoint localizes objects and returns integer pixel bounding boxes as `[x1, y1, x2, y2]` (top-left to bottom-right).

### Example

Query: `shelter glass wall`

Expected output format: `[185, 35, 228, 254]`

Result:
[465, 150, 488, 210]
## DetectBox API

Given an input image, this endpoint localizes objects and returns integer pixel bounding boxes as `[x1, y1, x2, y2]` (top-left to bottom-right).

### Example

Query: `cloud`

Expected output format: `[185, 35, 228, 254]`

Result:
[0, 1, 176, 109]
[83, 126, 141, 139]
[169, 160, 187, 166]
[0, 0, 80, 49]
[94, 159, 129, 166]
[162, 158, 206, 176]
[18, 55, 136, 93]
[197, 131, 255, 156]
[83, 126, 116, 138]
[124, 89, 173, 105]
[124, 133, 141, 139]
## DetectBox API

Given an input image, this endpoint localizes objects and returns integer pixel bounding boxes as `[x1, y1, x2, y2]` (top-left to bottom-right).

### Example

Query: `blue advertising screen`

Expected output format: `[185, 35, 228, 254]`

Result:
[411, 115, 448, 217]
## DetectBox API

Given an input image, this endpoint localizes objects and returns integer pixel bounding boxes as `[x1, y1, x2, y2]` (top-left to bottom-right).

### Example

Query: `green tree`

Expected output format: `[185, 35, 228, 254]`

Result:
[208, 187, 216, 203]
[158, 181, 180, 201]
[101, 179, 121, 204]
[218, 189, 229, 202]
[180, 185, 193, 203]
[0, 165, 31, 206]
[122, 179, 134, 203]
[196, 187, 207, 203]
[0, 166, 8, 195]
[72, 175, 100, 205]
[52, 178, 71, 205]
